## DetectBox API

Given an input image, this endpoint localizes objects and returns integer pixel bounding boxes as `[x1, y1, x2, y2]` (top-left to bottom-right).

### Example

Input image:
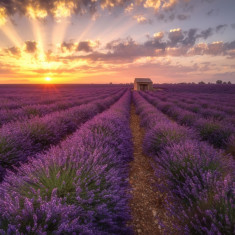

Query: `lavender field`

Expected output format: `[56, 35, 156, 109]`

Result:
[0, 84, 234, 234]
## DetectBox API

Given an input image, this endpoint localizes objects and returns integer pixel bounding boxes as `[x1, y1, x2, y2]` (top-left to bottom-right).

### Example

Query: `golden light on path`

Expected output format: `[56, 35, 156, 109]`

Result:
[45, 77, 52, 82]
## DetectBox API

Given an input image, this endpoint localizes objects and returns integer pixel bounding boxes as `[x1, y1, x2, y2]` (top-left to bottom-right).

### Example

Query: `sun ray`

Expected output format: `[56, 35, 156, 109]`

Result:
[29, 18, 46, 61]
[105, 20, 137, 43]
[52, 18, 71, 51]
[0, 19, 23, 47]
[76, 20, 96, 42]
[51, 1, 75, 50]
[93, 14, 132, 44]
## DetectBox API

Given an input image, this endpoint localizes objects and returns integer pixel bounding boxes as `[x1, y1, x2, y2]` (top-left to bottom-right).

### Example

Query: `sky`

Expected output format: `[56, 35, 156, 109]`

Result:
[0, 0, 235, 84]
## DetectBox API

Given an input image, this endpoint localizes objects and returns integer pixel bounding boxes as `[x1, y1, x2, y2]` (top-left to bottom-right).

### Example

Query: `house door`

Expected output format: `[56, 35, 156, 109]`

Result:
[140, 84, 148, 91]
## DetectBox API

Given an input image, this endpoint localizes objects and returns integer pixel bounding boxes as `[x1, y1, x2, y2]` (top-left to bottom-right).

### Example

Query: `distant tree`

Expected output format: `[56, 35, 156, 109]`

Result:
[223, 81, 227, 84]
[216, 80, 223, 84]
[228, 81, 232, 84]
[198, 81, 205, 84]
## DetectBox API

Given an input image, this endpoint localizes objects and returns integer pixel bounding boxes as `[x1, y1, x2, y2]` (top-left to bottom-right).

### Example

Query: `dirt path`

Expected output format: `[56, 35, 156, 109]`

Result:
[129, 103, 162, 234]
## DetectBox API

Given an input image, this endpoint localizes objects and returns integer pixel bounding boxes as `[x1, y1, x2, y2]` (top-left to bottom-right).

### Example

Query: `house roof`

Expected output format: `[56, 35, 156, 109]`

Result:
[134, 78, 152, 83]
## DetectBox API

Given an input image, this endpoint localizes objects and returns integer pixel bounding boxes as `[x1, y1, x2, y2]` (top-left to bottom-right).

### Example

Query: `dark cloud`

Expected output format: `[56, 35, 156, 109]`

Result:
[0, 0, 131, 20]
[225, 40, 235, 50]
[144, 35, 166, 50]
[59, 31, 235, 63]
[106, 38, 155, 59]
[5, 46, 21, 57]
[151, 0, 216, 22]
[206, 9, 214, 16]
[168, 29, 184, 45]
[167, 28, 199, 47]
[182, 28, 198, 46]
[198, 28, 213, 39]
[216, 24, 227, 33]
[60, 40, 99, 53]
[25, 41, 37, 53]
[77, 41, 93, 52]
[0, 0, 222, 26]
[177, 14, 190, 20]
[61, 41, 75, 52]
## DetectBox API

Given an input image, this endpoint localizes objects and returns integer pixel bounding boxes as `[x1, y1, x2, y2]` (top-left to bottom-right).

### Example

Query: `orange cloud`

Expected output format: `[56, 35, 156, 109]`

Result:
[133, 15, 152, 24]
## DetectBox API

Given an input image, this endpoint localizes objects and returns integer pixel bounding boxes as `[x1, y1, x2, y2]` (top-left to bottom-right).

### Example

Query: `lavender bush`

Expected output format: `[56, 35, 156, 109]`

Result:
[141, 92, 235, 151]
[0, 91, 133, 234]
[143, 122, 191, 155]
[133, 91, 234, 234]
[195, 118, 234, 148]
[0, 90, 125, 181]
[0, 89, 118, 127]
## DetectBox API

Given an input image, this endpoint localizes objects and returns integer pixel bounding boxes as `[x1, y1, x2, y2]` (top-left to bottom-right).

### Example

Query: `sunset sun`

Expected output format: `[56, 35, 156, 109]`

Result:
[45, 77, 51, 82]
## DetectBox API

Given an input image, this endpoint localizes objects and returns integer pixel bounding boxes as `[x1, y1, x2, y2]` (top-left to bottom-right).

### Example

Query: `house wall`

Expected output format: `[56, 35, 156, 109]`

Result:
[134, 82, 138, 90]
[134, 81, 153, 91]
[134, 82, 153, 91]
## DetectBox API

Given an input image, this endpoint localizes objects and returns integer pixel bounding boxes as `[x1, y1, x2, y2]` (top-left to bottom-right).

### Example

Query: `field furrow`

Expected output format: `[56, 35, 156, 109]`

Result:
[133, 91, 234, 234]
[0, 89, 118, 127]
[141, 91, 235, 154]
[0, 90, 125, 181]
[129, 103, 162, 234]
[0, 90, 133, 234]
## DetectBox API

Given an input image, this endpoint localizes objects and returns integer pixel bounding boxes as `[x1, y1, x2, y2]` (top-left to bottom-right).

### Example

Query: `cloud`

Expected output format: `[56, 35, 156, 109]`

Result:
[153, 31, 164, 40]
[5, 46, 21, 57]
[188, 41, 225, 56]
[0, 6, 7, 25]
[216, 24, 227, 33]
[225, 40, 235, 50]
[168, 28, 184, 45]
[125, 3, 134, 13]
[133, 15, 152, 24]
[177, 14, 189, 20]
[60, 40, 100, 53]
[144, 0, 178, 11]
[77, 41, 94, 52]
[61, 41, 77, 52]
[0, 0, 131, 23]
[25, 41, 37, 53]
[181, 28, 198, 46]
[231, 23, 235, 29]
[198, 27, 213, 39]
[0, 0, 222, 25]
[56, 26, 234, 64]
[105, 37, 155, 59]
[206, 9, 214, 16]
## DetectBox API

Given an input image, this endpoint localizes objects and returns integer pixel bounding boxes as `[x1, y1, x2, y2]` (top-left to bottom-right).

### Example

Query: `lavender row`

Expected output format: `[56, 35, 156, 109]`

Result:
[149, 90, 235, 111]
[0, 90, 125, 181]
[133, 91, 234, 234]
[0, 89, 118, 127]
[142, 92, 235, 151]
[0, 91, 133, 234]
[155, 83, 235, 94]
[148, 91, 235, 117]
[0, 86, 123, 110]
[149, 92, 235, 126]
